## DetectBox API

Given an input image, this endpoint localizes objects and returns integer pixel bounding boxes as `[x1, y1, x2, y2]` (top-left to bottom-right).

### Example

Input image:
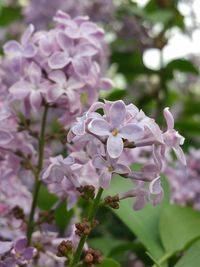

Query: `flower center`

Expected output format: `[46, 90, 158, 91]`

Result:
[107, 166, 114, 172]
[111, 129, 118, 136]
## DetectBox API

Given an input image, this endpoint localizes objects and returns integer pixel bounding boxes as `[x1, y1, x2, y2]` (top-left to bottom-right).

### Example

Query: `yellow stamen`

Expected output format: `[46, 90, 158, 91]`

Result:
[107, 166, 114, 172]
[111, 129, 118, 136]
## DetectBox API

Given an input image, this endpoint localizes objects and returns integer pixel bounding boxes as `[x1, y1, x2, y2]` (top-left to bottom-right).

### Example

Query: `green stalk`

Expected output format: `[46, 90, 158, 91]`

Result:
[69, 187, 104, 267]
[26, 105, 49, 245]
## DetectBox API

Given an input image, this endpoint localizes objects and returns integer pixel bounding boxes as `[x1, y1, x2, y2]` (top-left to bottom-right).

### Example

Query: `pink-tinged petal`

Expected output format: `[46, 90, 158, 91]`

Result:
[99, 78, 113, 90]
[23, 247, 35, 260]
[46, 85, 63, 102]
[143, 119, 163, 143]
[3, 40, 21, 55]
[21, 24, 34, 45]
[53, 10, 71, 25]
[173, 147, 187, 165]
[92, 155, 107, 169]
[153, 145, 163, 171]
[164, 107, 174, 130]
[0, 241, 13, 255]
[68, 77, 84, 91]
[48, 52, 70, 69]
[57, 32, 74, 52]
[62, 156, 74, 166]
[72, 57, 90, 78]
[29, 91, 42, 110]
[27, 62, 41, 85]
[109, 100, 126, 127]
[115, 164, 130, 174]
[76, 44, 98, 57]
[48, 70, 67, 85]
[88, 119, 110, 136]
[99, 171, 112, 189]
[9, 81, 32, 98]
[23, 44, 37, 58]
[15, 238, 27, 252]
[107, 135, 123, 158]
[149, 177, 162, 195]
[0, 130, 13, 145]
[133, 195, 147, 210]
[119, 123, 143, 141]
[80, 21, 104, 36]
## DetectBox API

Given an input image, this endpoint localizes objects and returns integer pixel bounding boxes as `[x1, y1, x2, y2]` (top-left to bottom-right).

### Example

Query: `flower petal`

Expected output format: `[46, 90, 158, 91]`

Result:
[164, 107, 174, 130]
[92, 155, 107, 169]
[107, 135, 123, 158]
[0, 130, 13, 145]
[88, 119, 110, 136]
[109, 100, 126, 127]
[48, 70, 67, 85]
[119, 123, 143, 141]
[173, 147, 187, 165]
[99, 171, 112, 189]
[48, 52, 70, 69]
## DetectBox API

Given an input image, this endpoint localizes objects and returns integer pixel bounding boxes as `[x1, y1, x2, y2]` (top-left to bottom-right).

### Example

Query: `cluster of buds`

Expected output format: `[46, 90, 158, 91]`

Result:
[75, 219, 99, 237]
[84, 248, 103, 267]
[77, 185, 96, 200]
[104, 195, 120, 209]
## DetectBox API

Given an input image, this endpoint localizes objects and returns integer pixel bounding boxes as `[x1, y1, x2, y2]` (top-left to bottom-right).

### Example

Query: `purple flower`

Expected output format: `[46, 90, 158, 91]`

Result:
[163, 107, 186, 165]
[93, 155, 130, 188]
[9, 62, 45, 110]
[3, 24, 37, 59]
[48, 32, 98, 73]
[11, 237, 36, 265]
[88, 100, 144, 158]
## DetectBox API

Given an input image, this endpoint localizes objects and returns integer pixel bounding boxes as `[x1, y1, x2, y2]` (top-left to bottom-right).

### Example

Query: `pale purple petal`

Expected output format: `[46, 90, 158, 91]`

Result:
[115, 164, 130, 174]
[3, 41, 21, 55]
[72, 57, 90, 77]
[48, 52, 70, 69]
[48, 70, 67, 85]
[164, 107, 174, 130]
[92, 155, 107, 169]
[27, 62, 41, 84]
[9, 81, 32, 98]
[88, 119, 110, 136]
[109, 100, 126, 127]
[0, 241, 13, 255]
[99, 78, 113, 90]
[119, 123, 143, 141]
[107, 135, 123, 158]
[29, 91, 42, 110]
[173, 147, 187, 165]
[133, 195, 147, 210]
[76, 44, 98, 57]
[46, 85, 63, 101]
[21, 24, 34, 45]
[57, 32, 74, 52]
[22, 247, 35, 260]
[15, 238, 27, 252]
[0, 130, 13, 145]
[149, 177, 162, 195]
[99, 171, 112, 189]
[23, 44, 37, 58]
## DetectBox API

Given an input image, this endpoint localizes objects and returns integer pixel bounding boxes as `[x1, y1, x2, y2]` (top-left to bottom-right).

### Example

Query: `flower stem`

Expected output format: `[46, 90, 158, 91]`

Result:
[26, 105, 49, 245]
[69, 187, 104, 267]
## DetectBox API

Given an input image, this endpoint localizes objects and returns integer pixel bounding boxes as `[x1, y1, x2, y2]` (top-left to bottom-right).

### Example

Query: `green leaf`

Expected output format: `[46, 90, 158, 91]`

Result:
[165, 59, 199, 77]
[98, 258, 120, 267]
[104, 176, 169, 259]
[0, 6, 22, 26]
[174, 240, 200, 267]
[145, 10, 174, 24]
[160, 204, 200, 254]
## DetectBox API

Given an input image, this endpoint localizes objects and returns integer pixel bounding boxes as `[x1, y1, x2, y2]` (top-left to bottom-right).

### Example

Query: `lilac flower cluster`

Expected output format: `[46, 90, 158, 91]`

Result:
[24, 0, 115, 30]
[166, 148, 200, 210]
[0, 9, 186, 267]
[43, 100, 186, 211]
[3, 10, 112, 122]
[0, 237, 36, 267]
